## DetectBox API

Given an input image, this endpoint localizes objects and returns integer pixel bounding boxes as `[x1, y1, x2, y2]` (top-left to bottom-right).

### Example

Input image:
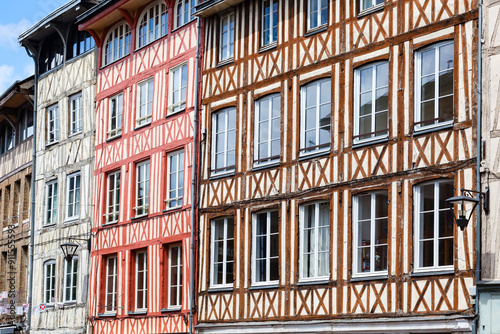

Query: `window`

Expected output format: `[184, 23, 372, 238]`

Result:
[361, 0, 384, 11]
[66, 172, 81, 220]
[105, 256, 118, 313]
[219, 13, 235, 62]
[262, 0, 278, 47]
[168, 245, 182, 308]
[45, 180, 58, 225]
[47, 104, 59, 144]
[166, 150, 184, 209]
[254, 94, 280, 166]
[176, 0, 196, 28]
[18, 110, 34, 142]
[252, 211, 279, 285]
[64, 256, 78, 302]
[69, 93, 82, 135]
[168, 64, 188, 114]
[106, 171, 120, 224]
[108, 93, 123, 138]
[299, 202, 329, 281]
[307, 0, 328, 31]
[135, 251, 148, 310]
[138, 2, 168, 48]
[300, 79, 331, 155]
[39, 34, 63, 74]
[104, 22, 131, 66]
[353, 191, 388, 276]
[354, 62, 389, 143]
[68, 29, 95, 59]
[0, 124, 14, 154]
[135, 160, 150, 217]
[212, 107, 236, 175]
[43, 260, 56, 304]
[415, 41, 454, 129]
[415, 180, 454, 271]
[211, 217, 234, 287]
[137, 78, 154, 127]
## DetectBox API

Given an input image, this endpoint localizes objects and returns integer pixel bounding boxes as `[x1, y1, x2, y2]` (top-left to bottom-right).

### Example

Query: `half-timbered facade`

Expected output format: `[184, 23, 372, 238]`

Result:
[78, 0, 199, 332]
[195, 0, 478, 332]
[19, 1, 98, 333]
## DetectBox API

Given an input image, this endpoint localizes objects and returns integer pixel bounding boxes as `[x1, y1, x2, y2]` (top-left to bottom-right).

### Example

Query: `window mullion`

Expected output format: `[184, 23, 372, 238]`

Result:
[224, 112, 228, 168]
[370, 193, 375, 273]
[316, 84, 320, 146]
[314, 203, 319, 277]
[266, 212, 271, 282]
[267, 99, 272, 157]
[434, 183, 439, 268]
[223, 219, 227, 284]
[434, 47, 439, 121]
[372, 66, 376, 136]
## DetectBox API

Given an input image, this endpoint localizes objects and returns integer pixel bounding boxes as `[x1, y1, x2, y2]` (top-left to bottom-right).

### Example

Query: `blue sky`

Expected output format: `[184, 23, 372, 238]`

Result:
[0, 0, 70, 93]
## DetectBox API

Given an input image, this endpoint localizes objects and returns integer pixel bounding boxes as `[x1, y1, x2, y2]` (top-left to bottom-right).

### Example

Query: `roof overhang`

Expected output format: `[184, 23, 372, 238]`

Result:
[194, 0, 245, 17]
[0, 76, 35, 112]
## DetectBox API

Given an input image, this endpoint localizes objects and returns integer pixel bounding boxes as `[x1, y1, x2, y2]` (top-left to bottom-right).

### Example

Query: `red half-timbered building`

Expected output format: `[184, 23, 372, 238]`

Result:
[78, 0, 200, 332]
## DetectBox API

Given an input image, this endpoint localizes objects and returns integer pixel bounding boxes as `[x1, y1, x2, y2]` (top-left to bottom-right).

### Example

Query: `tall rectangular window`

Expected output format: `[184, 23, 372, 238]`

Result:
[45, 180, 58, 225]
[105, 256, 117, 313]
[361, 0, 384, 11]
[212, 107, 236, 175]
[168, 245, 182, 308]
[353, 191, 388, 276]
[64, 256, 78, 302]
[166, 150, 184, 209]
[169, 64, 188, 114]
[255, 94, 280, 166]
[137, 78, 154, 126]
[106, 171, 120, 224]
[300, 79, 331, 155]
[135, 160, 150, 217]
[300, 202, 329, 281]
[211, 217, 234, 287]
[135, 251, 148, 310]
[66, 172, 81, 220]
[69, 93, 82, 135]
[415, 180, 454, 270]
[220, 13, 235, 61]
[354, 62, 389, 143]
[415, 41, 454, 129]
[252, 211, 279, 285]
[262, 0, 278, 47]
[44, 260, 56, 304]
[108, 93, 123, 139]
[308, 0, 327, 31]
[47, 104, 59, 144]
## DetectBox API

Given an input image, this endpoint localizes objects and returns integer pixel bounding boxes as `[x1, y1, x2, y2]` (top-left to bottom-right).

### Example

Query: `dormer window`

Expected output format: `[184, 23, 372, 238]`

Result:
[103, 22, 131, 66]
[137, 2, 168, 48]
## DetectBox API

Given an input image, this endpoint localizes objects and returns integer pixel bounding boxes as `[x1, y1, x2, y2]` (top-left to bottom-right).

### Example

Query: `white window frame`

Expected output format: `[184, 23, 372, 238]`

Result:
[103, 22, 131, 66]
[261, 0, 278, 47]
[251, 211, 279, 286]
[175, 0, 196, 28]
[211, 107, 236, 176]
[168, 244, 183, 308]
[210, 217, 234, 288]
[105, 256, 118, 313]
[66, 172, 81, 221]
[108, 93, 123, 139]
[135, 251, 148, 311]
[254, 94, 281, 167]
[168, 63, 188, 115]
[219, 12, 235, 62]
[414, 41, 454, 131]
[137, 2, 168, 48]
[360, 0, 384, 12]
[47, 104, 59, 145]
[63, 256, 78, 302]
[135, 160, 150, 217]
[166, 150, 184, 209]
[307, 0, 328, 31]
[105, 170, 120, 224]
[414, 180, 454, 273]
[352, 191, 389, 277]
[69, 93, 82, 135]
[43, 260, 56, 305]
[299, 202, 330, 282]
[45, 180, 58, 226]
[137, 78, 154, 127]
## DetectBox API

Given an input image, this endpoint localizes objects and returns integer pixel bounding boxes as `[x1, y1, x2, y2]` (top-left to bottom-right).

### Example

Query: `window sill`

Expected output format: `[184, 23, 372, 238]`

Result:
[69, 131, 83, 138]
[101, 54, 129, 70]
[128, 310, 147, 315]
[217, 58, 234, 68]
[413, 122, 453, 137]
[131, 214, 149, 221]
[411, 269, 454, 277]
[305, 25, 328, 37]
[42, 223, 57, 230]
[357, 4, 385, 19]
[46, 140, 59, 148]
[259, 42, 277, 54]
[106, 134, 122, 143]
[352, 136, 389, 149]
[350, 274, 388, 282]
[98, 312, 116, 318]
[171, 18, 196, 34]
[134, 121, 152, 131]
[209, 171, 235, 181]
[207, 286, 234, 293]
[161, 307, 182, 313]
[163, 205, 183, 214]
[135, 36, 167, 53]
[296, 279, 330, 286]
[165, 108, 185, 119]
[298, 149, 330, 162]
[252, 160, 281, 172]
[102, 221, 118, 227]
[62, 301, 77, 308]
[64, 217, 79, 224]
[249, 284, 279, 290]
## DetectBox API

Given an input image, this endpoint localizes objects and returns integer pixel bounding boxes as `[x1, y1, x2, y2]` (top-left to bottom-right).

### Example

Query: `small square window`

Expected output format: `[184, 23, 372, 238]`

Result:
[360, 0, 384, 11]
[307, 0, 328, 31]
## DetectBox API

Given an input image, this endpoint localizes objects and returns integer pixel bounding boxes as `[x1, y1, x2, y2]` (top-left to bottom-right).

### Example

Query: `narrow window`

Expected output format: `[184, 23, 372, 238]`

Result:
[353, 191, 388, 276]
[176, 0, 196, 28]
[252, 211, 279, 285]
[103, 22, 131, 66]
[69, 93, 82, 135]
[300, 202, 330, 281]
[44, 260, 56, 304]
[361, 0, 384, 11]
[166, 150, 184, 209]
[47, 104, 59, 144]
[168, 244, 183, 308]
[137, 2, 168, 48]
[262, 0, 278, 47]
[415, 41, 454, 130]
[169, 64, 188, 114]
[212, 107, 236, 175]
[219, 12, 235, 62]
[137, 78, 154, 127]
[106, 171, 120, 224]
[135, 160, 150, 217]
[308, 0, 328, 31]
[415, 180, 454, 270]
[64, 256, 78, 302]
[211, 217, 234, 287]
[45, 180, 58, 225]
[300, 79, 331, 155]
[354, 62, 389, 143]
[254, 94, 280, 166]
[105, 256, 118, 313]
[108, 93, 123, 139]
[66, 172, 81, 220]
[135, 251, 148, 310]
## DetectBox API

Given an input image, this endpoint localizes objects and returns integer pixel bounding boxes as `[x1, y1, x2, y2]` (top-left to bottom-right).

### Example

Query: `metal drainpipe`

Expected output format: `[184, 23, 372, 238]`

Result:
[190, 16, 202, 334]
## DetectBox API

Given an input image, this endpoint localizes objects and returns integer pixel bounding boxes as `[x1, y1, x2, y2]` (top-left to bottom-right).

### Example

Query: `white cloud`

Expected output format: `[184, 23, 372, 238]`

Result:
[23, 63, 34, 77]
[0, 20, 32, 51]
[0, 65, 16, 94]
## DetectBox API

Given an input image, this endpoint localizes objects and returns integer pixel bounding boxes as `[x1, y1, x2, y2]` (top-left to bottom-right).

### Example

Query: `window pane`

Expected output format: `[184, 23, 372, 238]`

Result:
[421, 50, 435, 76]
[420, 240, 434, 267]
[375, 245, 388, 271]
[438, 238, 453, 266]
[439, 44, 454, 71]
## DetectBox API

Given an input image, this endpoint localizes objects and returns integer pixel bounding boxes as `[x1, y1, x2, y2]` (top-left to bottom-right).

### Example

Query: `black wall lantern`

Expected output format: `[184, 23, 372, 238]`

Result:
[446, 187, 489, 231]
[60, 237, 92, 261]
